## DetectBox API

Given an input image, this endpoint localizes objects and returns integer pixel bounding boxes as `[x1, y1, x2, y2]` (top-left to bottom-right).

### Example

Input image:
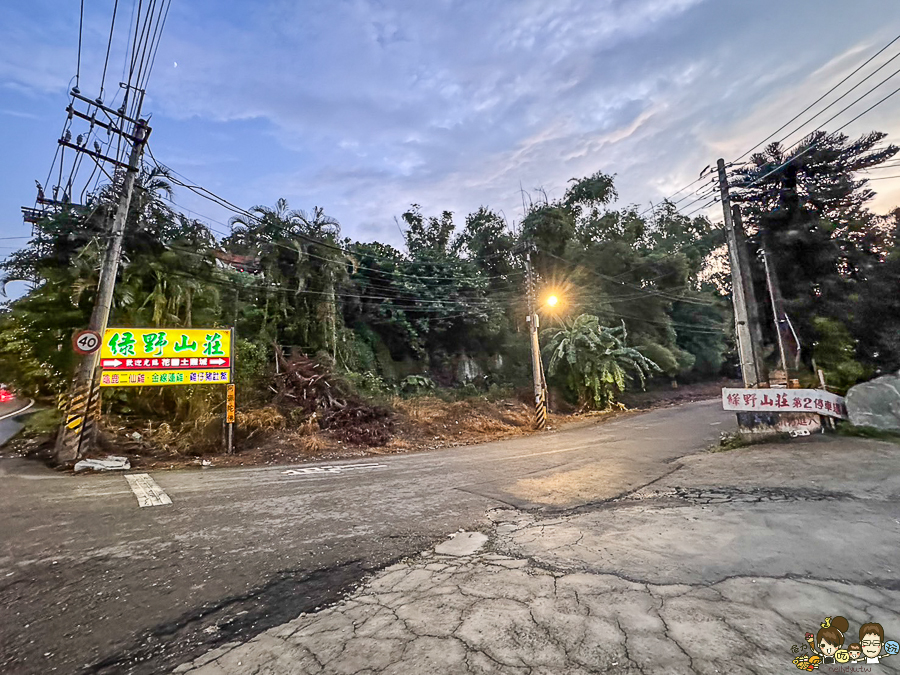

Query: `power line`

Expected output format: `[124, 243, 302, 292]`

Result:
[635, 174, 710, 219]
[542, 251, 720, 307]
[147, 148, 525, 283]
[681, 197, 719, 218]
[142, 0, 172, 94]
[99, 0, 121, 101]
[773, 59, 900, 151]
[733, 32, 900, 162]
[75, 0, 85, 92]
[740, 77, 900, 190]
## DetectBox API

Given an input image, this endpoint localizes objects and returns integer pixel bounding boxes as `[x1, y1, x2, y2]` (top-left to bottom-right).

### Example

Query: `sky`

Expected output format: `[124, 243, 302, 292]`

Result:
[2, 0, 900, 300]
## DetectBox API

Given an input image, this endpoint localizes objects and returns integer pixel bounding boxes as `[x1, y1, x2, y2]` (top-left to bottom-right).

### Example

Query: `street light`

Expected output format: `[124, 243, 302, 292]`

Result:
[546, 294, 559, 308]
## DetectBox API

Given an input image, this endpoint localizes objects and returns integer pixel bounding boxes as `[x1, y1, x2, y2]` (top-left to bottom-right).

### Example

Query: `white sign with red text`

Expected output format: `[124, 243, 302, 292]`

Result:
[722, 388, 848, 419]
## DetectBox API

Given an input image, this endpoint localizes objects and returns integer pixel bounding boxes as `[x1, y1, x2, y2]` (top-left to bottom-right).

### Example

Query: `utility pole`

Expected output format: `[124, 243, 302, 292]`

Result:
[717, 158, 759, 388]
[731, 205, 768, 386]
[56, 110, 150, 464]
[762, 248, 789, 382]
[524, 251, 547, 430]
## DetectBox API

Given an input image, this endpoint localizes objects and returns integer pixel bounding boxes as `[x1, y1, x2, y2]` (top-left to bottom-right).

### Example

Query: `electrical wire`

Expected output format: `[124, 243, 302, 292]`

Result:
[99, 0, 121, 102]
[142, 0, 171, 93]
[130, 0, 159, 106]
[147, 149, 525, 283]
[635, 174, 710, 219]
[772, 60, 900, 152]
[681, 197, 719, 219]
[733, 32, 900, 162]
[740, 78, 900, 189]
[75, 0, 85, 91]
[542, 251, 720, 308]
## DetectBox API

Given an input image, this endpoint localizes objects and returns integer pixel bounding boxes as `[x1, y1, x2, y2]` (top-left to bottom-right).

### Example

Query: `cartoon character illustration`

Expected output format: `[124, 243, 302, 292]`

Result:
[859, 622, 898, 664]
[812, 616, 850, 665]
[847, 643, 863, 663]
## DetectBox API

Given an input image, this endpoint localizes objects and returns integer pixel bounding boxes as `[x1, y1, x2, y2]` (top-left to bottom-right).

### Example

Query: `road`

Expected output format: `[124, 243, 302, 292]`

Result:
[0, 398, 29, 447]
[0, 400, 730, 674]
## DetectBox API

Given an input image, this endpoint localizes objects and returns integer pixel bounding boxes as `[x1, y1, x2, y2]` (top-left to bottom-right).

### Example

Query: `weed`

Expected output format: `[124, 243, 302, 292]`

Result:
[834, 421, 900, 444]
[19, 408, 61, 437]
[710, 431, 792, 452]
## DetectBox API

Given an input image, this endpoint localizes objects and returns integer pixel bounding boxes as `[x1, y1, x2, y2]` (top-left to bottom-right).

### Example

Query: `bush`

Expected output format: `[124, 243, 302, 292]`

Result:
[399, 374, 435, 397]
[812, 317, 870, 394]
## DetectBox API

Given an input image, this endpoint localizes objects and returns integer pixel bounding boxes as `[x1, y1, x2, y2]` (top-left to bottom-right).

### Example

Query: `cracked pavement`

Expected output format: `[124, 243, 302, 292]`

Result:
[176, 433, 900, 674]
[4, 401, 900, 674]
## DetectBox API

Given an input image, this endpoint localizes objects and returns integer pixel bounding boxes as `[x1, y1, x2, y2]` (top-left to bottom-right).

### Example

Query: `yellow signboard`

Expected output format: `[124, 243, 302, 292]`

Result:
[98, 328, 232, 388]
[99, 369, 231, 388]
[101, 328, 232, 361]
[226, 384, 236, 423]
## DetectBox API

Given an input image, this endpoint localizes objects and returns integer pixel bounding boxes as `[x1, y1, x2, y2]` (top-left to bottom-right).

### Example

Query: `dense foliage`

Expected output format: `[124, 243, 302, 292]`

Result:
[546, 315, 661, 409]
[3, 133, 897, 418]
[732, 131, 900, 384]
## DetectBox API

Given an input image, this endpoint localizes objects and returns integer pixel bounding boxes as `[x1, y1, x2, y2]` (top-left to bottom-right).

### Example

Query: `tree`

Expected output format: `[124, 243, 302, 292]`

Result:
[545, 314, 660, 410]
[731, 131, 898, 377]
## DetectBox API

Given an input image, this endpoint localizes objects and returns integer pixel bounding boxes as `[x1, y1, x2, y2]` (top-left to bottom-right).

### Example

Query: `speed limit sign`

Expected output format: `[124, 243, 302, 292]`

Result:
[73, 329, 102, 355]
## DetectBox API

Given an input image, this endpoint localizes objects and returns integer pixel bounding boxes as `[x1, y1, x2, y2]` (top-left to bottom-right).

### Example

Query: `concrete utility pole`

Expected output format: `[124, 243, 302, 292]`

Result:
[524, 251, 547, 430]
[731, 205, 768, 386]
[717, 159, 759, 388]
[762, 248, 790, 382]
[56, 118, 149, 463]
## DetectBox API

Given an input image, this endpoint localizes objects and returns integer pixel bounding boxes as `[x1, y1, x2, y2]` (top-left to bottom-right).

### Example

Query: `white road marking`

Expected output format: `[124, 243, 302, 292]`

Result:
[125, 473, 172, 507]
[282, 463, 386, 476]
[0, 399, 35, 421]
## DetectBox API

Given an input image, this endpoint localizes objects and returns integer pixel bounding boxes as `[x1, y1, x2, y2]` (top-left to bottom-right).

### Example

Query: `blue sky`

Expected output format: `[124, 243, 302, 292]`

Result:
[2, 0, 900, 300]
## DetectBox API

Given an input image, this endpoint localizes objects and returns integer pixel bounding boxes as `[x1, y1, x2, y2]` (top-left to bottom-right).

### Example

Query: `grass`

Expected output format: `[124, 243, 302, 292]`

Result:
[18, 408, 61, 437]
[834, 421, 900, 444]
[710, 431, 792, 452]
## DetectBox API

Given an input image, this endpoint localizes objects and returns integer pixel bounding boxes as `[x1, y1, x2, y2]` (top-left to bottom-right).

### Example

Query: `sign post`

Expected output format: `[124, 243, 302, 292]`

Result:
[226, 384, 236, 455]
[99, 328, 232, 387]
[99, 327, 237, 453]
[723, 387, 848, 436]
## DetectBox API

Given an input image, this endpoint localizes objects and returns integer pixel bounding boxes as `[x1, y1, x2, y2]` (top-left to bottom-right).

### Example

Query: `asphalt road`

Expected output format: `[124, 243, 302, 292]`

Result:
[0, 400, 731, 674]
[0, 398, 29, 447]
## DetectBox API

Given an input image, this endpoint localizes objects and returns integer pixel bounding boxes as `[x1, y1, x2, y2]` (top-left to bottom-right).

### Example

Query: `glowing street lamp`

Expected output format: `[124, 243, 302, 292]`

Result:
[546, 295, 559, 308]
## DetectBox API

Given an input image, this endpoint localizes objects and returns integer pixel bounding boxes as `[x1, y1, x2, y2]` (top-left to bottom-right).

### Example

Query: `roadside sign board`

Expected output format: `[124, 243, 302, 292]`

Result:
[722, 388, 848, 419]
[99, 328, 232, 387]
[101, 369, 231, 387]
[226, 384, 236, 423]
[73, 329, 102, 355]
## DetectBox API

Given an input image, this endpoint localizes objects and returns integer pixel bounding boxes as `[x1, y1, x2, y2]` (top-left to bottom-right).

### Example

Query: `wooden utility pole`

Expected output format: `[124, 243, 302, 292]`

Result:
[717, 158, 759, 388]
[56, 118, 149, 464]
[524, 251, 547, 430]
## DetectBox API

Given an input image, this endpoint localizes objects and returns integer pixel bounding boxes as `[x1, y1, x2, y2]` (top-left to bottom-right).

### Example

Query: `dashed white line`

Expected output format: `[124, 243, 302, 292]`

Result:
[125, 473, 173, 507]
[282, 463, 387, 477]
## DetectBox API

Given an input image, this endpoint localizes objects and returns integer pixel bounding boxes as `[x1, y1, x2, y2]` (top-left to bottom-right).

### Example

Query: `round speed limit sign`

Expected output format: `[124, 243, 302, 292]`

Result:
[73, 329, 102, 355]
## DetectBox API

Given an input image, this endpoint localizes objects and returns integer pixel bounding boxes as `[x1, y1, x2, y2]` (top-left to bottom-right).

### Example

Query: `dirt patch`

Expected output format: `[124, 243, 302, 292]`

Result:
[3, 380, 728, 472]
[618, 378, 738, 409]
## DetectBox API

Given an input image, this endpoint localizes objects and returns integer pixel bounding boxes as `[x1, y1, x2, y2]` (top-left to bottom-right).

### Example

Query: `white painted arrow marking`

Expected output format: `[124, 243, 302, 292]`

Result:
[282, 463, 386, 476]
[125, 474, 172, 507]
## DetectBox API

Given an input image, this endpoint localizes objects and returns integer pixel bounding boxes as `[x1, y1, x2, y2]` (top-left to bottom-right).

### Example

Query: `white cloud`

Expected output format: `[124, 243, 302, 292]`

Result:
[3, 0, 900, 251]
